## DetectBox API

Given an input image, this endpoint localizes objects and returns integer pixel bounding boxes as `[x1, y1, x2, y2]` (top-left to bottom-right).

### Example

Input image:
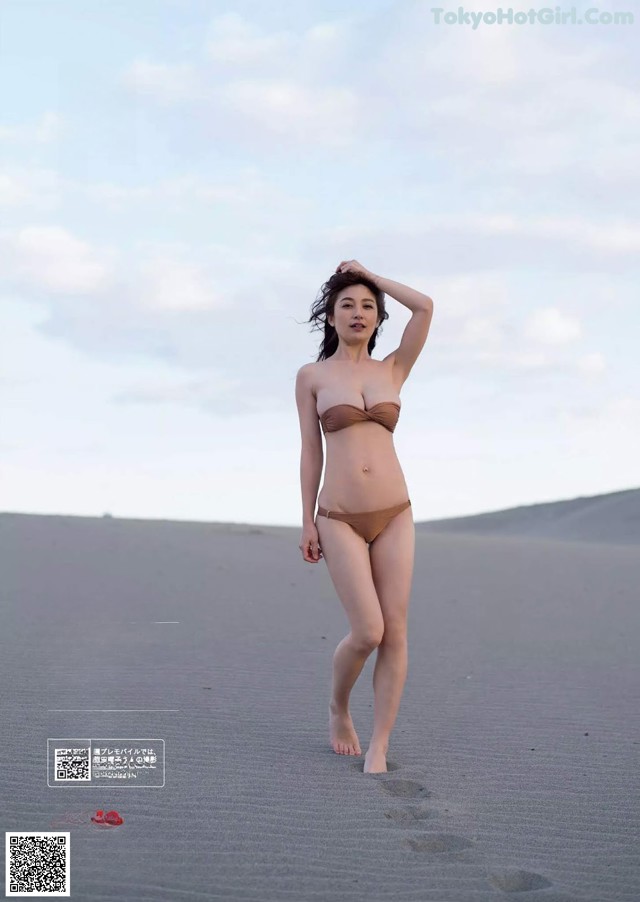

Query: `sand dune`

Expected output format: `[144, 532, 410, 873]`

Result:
[418, 487, 640, 546]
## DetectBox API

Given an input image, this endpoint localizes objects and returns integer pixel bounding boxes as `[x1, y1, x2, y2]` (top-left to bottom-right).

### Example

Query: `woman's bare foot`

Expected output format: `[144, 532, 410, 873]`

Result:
[329, 703, 362, 755]
[363, 741, 388, 773]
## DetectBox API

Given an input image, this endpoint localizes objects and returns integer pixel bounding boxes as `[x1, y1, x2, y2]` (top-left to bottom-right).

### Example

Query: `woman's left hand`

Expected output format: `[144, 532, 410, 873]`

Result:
[336, 259, 375, 279]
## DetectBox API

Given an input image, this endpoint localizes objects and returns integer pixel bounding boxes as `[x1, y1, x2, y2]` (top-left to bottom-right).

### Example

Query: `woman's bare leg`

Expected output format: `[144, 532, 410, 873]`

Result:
[329, 633, 380, 755]
[366, 506, 415, 772]
[369, 631, 408, 750]
[314, 513, 384, 756]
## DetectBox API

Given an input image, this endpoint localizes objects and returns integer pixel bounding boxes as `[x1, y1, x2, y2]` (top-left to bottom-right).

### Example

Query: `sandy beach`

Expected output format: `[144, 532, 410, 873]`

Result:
[1, 490, 638, 901]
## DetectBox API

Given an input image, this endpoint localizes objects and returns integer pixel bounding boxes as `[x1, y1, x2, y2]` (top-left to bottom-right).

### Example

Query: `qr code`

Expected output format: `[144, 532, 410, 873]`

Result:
[5, 832, 70, 896]
[55, 747, 89, 781]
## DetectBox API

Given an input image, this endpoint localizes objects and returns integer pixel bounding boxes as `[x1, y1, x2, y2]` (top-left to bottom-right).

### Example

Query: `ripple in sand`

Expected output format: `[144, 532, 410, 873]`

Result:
[49, 810, 107, 831]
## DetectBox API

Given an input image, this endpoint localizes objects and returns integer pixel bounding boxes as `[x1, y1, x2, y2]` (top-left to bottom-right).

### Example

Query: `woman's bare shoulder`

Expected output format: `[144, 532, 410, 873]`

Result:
[301, 360, 323, 399]
[298, 361, 324, 379]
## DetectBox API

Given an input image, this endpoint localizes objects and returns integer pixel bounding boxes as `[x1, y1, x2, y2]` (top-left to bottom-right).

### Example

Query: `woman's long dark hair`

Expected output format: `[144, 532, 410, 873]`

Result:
[307, 271, 389, 362]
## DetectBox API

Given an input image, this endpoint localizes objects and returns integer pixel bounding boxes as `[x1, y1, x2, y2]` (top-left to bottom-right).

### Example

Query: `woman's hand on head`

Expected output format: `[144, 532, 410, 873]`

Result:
[336, 259, 374, 279]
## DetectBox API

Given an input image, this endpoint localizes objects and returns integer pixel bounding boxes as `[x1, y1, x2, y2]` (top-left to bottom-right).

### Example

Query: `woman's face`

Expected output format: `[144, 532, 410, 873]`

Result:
[329, 284, 379, 339]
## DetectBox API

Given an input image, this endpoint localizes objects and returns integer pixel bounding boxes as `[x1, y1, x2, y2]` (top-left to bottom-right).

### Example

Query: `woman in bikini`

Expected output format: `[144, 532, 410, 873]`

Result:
[295, 259, 434, 773]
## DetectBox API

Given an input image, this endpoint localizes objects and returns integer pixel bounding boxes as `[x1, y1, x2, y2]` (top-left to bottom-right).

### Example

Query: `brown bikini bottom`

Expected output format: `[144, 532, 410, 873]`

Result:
[316, 499, 411, 544]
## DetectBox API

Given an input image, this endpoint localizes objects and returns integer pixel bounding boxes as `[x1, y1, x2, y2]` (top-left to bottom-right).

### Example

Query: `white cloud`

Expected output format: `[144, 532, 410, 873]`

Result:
[81, 181, 153, 210]
[419, 271, 511, 327]
[524, 308, 583, 345]
[608, 396, 640, 417]
[214, 79, 359, 145]
[0, 166, 63, 209]
[457, 315, 505, 348]
[78, 166, 305, 217]
[205, 12, 293, 65]
[4, 226, 114, 294]
[205, 11, 349, 69]
[318, 212, 640, 281]
[0, 111, 63, 145]
[120, 59, 203, 104]
[135, 257, 223, 312]
[112, 373, 243, 407]
[576, 352, 607, 375]
[509, 350, 549, 369]
[563, 394, 640, 432]
[34, 112, 64, 143]
[118, 12, 361, 146]
[367, 2, 640, 209]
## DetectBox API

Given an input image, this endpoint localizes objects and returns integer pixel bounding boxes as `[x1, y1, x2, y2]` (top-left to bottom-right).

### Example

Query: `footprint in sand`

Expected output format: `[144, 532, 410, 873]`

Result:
[383, 804, 431, 825]
[404, 833, 475, 853]
[374, 779, 475, 858]
[350, 759, 401, 774]
[370, 780, 563, 896]
[486, 868, 553, 893]
[376, 778, 431, 798]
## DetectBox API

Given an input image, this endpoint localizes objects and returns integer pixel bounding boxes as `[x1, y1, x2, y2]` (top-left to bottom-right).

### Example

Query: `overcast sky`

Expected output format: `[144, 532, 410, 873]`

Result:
[1, 0, 638, 527]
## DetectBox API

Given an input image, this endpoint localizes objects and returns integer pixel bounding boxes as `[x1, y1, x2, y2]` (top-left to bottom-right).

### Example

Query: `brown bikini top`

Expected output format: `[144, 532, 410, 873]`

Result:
[319, 401, 401, 434]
